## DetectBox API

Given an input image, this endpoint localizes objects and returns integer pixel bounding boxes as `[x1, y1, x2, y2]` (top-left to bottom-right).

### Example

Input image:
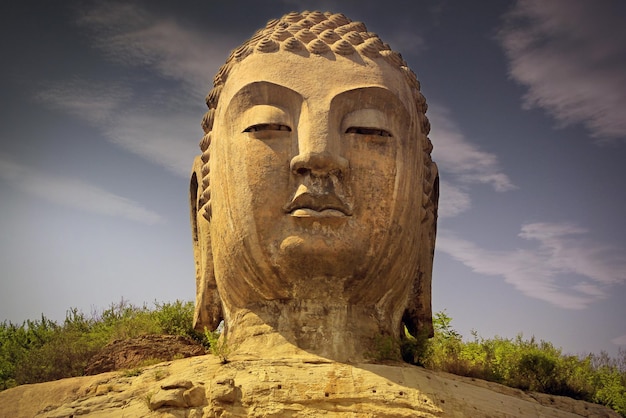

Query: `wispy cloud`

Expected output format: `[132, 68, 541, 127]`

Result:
[76, 2, 231, 97]
[438, 180, 471, 219]
[0, 157, 163, 224]
[105, 112, 200, 178]
[36, 80, 199, 177]
[34, 2, 236, 177]
[612, 334, 626, 346]
[36, 78, 132, 124]
[430, 104, 516, 192]
[497, 0, 626, 141]
[429, 104, 515, 218]
[437, 222, 626, 309]
[518, 223, 626, 286]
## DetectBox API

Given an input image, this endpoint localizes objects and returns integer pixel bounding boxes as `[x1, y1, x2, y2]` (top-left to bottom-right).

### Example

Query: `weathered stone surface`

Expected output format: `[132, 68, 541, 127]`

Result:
[0, 354, 619, 417]
[84, 334, 205, 375]
[148, 378, 207, 411]
[190, 10, 439, 363]
[184, 385, 207, 407]
[149, 388, 186, 410]
[161, 378, 194, 390]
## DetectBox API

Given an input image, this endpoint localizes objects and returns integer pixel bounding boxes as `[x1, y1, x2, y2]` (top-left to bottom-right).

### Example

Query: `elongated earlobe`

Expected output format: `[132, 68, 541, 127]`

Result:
[404, 161, 438, 339]
[190, 155, 223, 331]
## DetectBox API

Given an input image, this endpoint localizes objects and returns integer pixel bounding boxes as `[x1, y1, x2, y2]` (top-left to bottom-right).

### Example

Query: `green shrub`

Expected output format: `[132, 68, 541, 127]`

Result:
[0, 314, 59, 388]
[93, 300, 159, 341]
[204, 328, 230, 363]
[401, 327, 431, 366]
[153, 300, 203, 342]
[593, 366, 626, 415]
[368, 334, 401, 362]
[0, 299, 204, 389]
[403, 311, 626, 417]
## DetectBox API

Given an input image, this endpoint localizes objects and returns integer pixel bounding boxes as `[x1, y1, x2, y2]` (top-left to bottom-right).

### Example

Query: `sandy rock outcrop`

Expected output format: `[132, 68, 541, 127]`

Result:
[0, 353, 619, 417]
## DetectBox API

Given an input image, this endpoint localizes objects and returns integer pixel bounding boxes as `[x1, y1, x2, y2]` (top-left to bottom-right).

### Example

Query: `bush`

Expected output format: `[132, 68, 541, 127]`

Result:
[403, 312, 626, 417]
[93, 300, 160, 341]
[593, 366, 626, 415]
[153, 300, 203, 342]
[0, 314, 59, 388]
[0, 299, 203, 389]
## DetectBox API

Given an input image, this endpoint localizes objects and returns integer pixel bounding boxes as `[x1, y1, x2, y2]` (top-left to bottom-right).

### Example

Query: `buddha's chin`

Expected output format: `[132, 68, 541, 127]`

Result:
[272, 234, 366, 279]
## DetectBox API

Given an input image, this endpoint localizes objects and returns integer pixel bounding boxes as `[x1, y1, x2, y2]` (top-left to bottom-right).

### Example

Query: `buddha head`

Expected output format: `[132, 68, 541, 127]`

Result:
[190, 11, 438, 362]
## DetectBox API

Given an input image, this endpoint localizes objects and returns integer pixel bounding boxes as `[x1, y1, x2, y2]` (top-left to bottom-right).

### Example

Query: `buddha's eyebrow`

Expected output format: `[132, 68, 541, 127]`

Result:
[229, 81, 302, 108]
[331, 86, 409, 117]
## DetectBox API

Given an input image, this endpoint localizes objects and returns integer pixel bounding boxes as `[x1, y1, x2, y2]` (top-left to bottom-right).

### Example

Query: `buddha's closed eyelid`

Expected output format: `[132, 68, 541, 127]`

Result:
[345, 127, 392, 137]
[341, 108, 394, 140]
[243, 123, 292, 133]
[240, 104, 293, 135]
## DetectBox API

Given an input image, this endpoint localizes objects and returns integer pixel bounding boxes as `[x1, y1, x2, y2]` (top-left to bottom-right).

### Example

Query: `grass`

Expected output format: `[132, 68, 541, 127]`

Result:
[120, 367, 143, 378]
[152, 368, 169, 381]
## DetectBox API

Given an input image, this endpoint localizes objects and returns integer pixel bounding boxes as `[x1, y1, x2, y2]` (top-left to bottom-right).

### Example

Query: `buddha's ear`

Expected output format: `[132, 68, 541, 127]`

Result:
[190, 155, 223, 331]
[404, 161, 438, 339]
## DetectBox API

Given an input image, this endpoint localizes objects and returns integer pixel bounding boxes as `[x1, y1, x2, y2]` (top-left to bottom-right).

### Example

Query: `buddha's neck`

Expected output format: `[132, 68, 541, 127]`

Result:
[221, 297, 399, 363]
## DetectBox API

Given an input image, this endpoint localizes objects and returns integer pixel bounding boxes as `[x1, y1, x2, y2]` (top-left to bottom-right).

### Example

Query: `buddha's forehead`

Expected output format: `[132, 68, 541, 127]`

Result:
[219, 51, 415, 113]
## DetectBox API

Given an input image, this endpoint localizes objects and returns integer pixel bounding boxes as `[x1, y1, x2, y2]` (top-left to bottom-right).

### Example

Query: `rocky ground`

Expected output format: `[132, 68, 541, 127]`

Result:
[0, 350, 620, 417]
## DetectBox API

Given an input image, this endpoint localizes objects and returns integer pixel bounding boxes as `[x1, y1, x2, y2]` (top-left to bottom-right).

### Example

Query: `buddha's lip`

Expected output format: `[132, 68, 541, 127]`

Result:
[283, 193, 352, 216]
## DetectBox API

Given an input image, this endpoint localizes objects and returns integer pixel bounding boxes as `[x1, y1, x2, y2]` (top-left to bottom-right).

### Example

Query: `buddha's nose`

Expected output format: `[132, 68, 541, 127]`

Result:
[290, 150, 349, 178]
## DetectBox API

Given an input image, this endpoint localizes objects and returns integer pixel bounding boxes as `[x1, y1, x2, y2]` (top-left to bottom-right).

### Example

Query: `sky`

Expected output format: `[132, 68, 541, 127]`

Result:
[1, 0, 625, 357]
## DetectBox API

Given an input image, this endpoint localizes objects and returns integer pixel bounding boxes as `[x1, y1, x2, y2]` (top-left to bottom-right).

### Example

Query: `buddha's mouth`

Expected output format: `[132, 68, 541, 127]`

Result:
[283, 193, 352, 218]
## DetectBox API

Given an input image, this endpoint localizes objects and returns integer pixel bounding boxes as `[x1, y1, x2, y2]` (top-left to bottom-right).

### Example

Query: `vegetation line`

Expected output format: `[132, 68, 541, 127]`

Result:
[0, 302, 624, 416]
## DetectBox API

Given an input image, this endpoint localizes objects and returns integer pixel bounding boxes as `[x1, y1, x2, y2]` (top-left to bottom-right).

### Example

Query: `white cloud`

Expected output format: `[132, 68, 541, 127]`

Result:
[612, 334, 626, 346]
[36, 78, 132, 124]
[430, 104, 516, 193]
[519, 223, 626, 285]
[429, 103, 515, 218]
[438, 180, 471, 219]
[36, 79, 201, 177]
[76, 2, 231, 97]
[498, 0, 626, 141]
[105, 112, 200, 178]
[0, 157, 163, 224]
[35, 2, 233, 178]
[425, 103, 516, 219]
[437, 222, 626, 309]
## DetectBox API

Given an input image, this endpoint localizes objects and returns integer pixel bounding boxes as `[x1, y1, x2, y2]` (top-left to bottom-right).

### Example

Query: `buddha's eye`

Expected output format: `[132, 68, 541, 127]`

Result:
[345, 127, 392, 137]
[244, 123, 292, 133]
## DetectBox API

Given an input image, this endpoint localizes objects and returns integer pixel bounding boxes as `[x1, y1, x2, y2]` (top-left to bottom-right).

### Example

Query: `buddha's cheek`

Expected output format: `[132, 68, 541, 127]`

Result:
[240, 139, 293, 238]
[345, 137, 399, 244]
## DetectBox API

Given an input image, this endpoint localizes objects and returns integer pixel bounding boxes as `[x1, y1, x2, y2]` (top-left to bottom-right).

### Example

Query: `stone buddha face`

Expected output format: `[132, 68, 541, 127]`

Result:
[191, 12, 438, 361]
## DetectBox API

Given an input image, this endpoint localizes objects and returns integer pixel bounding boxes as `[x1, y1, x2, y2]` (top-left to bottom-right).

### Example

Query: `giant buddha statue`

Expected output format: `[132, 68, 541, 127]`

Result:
[190, 11, 438, 362]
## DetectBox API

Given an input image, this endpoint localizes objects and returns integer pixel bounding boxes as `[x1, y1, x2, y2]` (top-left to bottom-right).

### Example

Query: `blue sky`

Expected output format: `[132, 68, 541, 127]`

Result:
[1, 0, 625, 357]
